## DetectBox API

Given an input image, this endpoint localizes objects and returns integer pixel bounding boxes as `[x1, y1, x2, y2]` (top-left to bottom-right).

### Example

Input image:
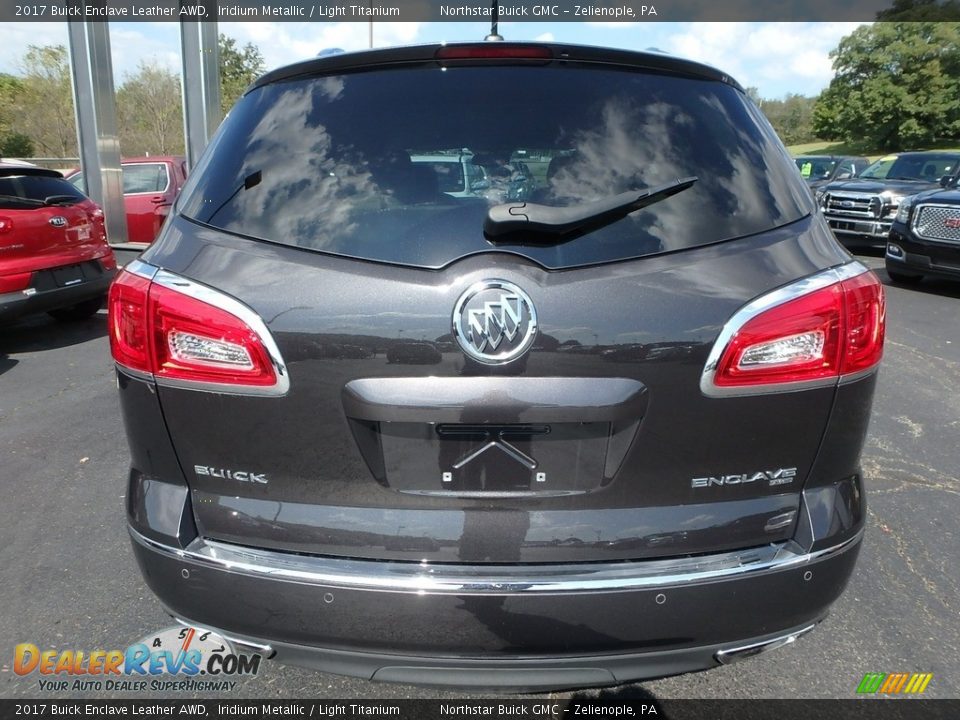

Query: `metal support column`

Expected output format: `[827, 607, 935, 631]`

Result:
[180, 20, 221, 171]
[68, 21, 128, 246]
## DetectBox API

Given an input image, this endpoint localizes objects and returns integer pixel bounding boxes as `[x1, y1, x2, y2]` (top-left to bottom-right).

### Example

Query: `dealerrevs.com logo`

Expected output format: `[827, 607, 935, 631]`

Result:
[14, 626, 261, 692]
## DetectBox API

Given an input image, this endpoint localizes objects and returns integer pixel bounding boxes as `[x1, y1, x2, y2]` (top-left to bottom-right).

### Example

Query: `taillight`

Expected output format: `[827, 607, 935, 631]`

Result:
[703, 264, 884, 396]
[0, 216, 13, 234]
[435, 45, 553, 60]
[107, 262, 288, 395]
[108, 270, 151, 371]
[0, 272, 33, 294]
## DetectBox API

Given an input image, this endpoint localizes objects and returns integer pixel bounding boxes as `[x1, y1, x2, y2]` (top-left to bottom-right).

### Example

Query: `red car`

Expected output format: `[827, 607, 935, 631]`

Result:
[66, 156, 188, 245]
[0, 163, 116, 323]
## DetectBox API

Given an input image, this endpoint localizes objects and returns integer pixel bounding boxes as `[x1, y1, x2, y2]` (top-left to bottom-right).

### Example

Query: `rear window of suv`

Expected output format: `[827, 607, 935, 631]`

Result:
[0, 174, 86, 210]
[178, 63, 811, 270]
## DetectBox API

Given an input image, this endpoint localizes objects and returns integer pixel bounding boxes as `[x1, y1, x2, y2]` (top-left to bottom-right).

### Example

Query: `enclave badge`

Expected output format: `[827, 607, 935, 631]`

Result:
[452, 279, 538, 364]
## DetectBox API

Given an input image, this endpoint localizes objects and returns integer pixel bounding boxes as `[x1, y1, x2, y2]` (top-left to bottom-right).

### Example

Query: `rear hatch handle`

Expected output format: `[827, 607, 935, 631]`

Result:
[342, 377, 648, 424]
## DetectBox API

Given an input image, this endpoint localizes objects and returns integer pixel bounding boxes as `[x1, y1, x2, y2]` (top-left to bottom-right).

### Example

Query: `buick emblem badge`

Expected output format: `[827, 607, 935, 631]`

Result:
[452, 280, 538, 365]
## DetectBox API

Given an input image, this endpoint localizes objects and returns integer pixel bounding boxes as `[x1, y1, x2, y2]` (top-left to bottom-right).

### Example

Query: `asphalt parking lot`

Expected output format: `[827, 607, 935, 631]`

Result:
[1, 253, 958, 701]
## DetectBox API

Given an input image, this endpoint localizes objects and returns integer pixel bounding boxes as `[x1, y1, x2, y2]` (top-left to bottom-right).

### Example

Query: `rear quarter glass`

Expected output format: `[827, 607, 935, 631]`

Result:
[178, 63, 813, 270]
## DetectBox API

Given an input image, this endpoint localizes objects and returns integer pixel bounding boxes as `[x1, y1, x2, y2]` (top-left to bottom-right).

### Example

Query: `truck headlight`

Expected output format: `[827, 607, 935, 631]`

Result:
[895, 196, 914, 224]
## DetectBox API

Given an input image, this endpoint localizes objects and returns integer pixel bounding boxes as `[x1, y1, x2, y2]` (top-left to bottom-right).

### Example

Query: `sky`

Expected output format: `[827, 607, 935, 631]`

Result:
[0, 21, 865, 99]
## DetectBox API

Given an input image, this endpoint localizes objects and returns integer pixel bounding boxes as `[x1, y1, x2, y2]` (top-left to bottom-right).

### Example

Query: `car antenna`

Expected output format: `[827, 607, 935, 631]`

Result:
[485, 0, 504, 41]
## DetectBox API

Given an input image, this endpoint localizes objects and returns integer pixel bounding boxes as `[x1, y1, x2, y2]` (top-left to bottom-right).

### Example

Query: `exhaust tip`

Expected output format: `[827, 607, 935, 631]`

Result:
[715, 624, 816, 665]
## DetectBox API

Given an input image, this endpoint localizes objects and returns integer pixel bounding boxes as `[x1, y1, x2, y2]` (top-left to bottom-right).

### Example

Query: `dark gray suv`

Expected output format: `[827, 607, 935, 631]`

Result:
[109, 42, 885, 691]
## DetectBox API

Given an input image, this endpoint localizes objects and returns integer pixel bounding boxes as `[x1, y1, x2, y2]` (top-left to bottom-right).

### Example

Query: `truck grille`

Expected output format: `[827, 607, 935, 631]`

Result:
[913, 204, 960, 243]
[824, 193, 881, 219]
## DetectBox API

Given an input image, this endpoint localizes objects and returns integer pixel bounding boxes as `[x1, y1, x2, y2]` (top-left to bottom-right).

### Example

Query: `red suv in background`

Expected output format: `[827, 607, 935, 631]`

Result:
[67, 156, 187, 245]
[0, 163, 116, 323]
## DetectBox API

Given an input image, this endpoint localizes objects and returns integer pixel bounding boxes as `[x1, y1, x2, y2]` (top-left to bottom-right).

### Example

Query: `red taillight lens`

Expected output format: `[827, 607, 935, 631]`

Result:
[108, 271, 152, 372]
[108, 267, 281, 391]
[711, 269, 885, 391]
[840, 271, 886, 374]
[715, 284, 844, 387]
[436, 45, 553, 60]
[0, 216, 13, 234]
[0, 272, 33, 294]
[150, 283, 277, 387]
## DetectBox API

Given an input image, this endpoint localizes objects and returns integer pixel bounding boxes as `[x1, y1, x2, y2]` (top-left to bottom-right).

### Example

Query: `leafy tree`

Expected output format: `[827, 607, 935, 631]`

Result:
[117, 61, 184, 155]
[812, 23, 960, 150]
[0, 74, 26, 156]
[760, 94, 818, 145]
[219, 34, 265, 114]
[18, 45, 77, 157]
[1, 133, 34, 157]
[877, 0, 960, 20]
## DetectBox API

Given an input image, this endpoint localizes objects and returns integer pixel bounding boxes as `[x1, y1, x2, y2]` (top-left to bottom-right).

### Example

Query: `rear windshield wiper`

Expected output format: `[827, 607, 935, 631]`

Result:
[43, 195, 80, 206]
[0, 193, 43, 208]
[484, 176, 698, 240]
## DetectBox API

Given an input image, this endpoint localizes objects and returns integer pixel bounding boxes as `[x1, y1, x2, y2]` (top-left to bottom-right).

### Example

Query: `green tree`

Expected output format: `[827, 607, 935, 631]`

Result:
[0, 74, 26, 156]
[117, 61, 184, 155]
[877, 0, 960, 20]
[219, 34, 265, 114]
[812, 23, 960, 150]
[1, 133, 34, 157]
[18, 45, 77, 157]
[760, 94, 818, 145]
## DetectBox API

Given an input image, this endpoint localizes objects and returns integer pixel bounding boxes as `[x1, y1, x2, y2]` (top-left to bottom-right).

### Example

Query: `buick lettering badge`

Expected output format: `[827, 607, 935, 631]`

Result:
[453, 280, 538, 364]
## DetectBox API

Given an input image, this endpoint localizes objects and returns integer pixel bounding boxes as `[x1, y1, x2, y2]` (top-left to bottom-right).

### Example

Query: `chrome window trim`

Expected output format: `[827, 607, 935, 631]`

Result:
[129, 525, 863, 596]
[700, 261, 869, 398]
[116, 260, 289, 397]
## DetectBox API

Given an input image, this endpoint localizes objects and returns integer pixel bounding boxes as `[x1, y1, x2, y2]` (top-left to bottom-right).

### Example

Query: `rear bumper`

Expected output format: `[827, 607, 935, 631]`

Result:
[129, 523, 862, 689]
[0, 261, 114, 322]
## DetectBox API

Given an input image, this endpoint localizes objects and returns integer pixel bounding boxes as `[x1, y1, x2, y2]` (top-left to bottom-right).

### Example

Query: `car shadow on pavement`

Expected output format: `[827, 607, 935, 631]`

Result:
[568, 683, 662, 701]
[879, 269, 960, 299]
[0, 353, 17, 376]
[0, 310, 108, 357]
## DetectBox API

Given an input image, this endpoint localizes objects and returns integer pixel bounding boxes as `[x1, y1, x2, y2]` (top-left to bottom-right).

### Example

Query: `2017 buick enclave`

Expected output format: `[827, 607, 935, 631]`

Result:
[109, 43, 884, 691]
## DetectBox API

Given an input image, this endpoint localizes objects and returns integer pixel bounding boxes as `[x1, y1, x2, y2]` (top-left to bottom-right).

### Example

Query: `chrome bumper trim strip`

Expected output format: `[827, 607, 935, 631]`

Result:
[129, 526, 863, 596]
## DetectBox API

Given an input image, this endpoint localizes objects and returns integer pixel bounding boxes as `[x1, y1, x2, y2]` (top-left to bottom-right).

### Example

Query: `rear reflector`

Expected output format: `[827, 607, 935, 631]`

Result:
[435, 45, 553, 60]
[0, 271, 33, 294]
[703, 264, 884, 396]
[108, 262, 288, 396]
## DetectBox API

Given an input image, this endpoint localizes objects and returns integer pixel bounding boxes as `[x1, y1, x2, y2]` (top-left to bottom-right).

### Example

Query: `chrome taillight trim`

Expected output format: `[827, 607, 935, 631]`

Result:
[115, 260, 290, 397]
[700, 261, 871, 398]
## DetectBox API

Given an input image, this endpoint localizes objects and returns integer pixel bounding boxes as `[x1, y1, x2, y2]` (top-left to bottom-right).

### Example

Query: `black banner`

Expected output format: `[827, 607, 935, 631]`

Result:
[4, 0, 959, 23]
[1, 700, 959, 720]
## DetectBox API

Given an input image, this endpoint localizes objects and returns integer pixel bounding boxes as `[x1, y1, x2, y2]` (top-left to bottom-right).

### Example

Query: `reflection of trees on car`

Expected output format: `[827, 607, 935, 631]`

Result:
[386, 341, 442, 365]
